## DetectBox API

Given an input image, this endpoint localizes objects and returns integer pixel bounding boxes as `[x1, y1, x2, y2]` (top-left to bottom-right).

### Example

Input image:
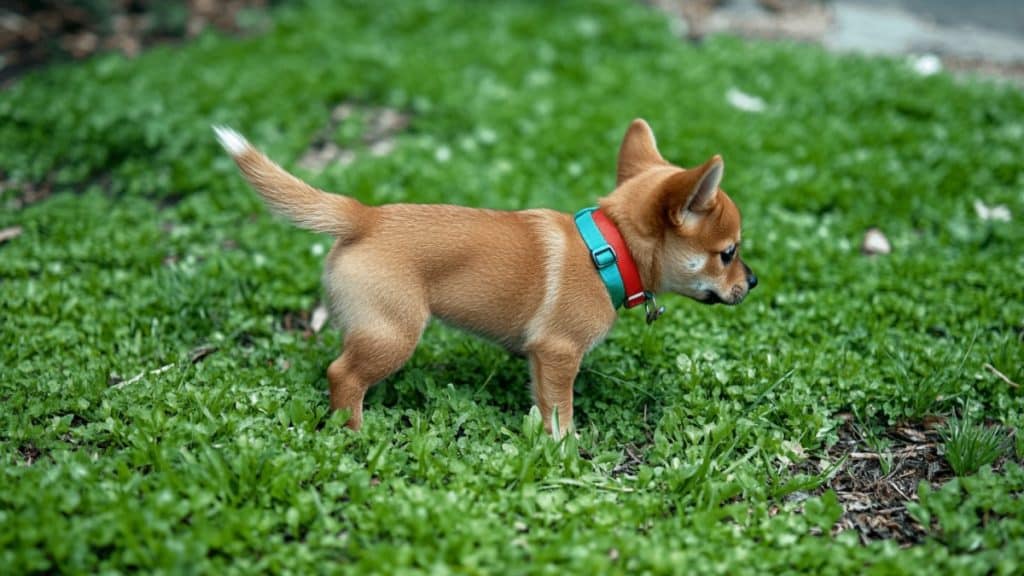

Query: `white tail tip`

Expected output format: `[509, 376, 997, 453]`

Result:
[212, 125, 250, 156]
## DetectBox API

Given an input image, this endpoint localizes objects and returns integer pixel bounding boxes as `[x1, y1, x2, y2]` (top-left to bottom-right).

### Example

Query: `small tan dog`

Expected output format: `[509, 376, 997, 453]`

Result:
[214, 119, 756, 435]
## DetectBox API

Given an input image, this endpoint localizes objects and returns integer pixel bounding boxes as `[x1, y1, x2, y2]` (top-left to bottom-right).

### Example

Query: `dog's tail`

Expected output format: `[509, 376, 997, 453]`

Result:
[213, 125, 366, 239]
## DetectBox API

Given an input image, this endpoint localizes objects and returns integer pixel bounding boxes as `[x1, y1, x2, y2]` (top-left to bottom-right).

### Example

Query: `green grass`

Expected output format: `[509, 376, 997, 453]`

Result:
[2, 0, 1024, 573]
[941, 411, 1012, 477]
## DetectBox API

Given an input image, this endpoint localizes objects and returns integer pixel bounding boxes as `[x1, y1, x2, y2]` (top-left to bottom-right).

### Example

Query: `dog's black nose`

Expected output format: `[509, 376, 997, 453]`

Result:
[743, 262, 757, 290]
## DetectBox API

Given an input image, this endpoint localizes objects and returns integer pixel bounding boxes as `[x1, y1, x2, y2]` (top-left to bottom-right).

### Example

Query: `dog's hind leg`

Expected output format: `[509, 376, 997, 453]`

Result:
[327, 311, 427, 430]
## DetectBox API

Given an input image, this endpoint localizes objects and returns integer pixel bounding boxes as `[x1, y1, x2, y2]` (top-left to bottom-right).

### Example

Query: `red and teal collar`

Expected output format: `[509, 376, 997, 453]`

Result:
[574, 207, 664, 323]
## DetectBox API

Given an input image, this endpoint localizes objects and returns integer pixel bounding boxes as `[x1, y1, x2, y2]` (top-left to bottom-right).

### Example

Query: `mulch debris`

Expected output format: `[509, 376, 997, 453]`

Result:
[611, 443, 646, 478]
[813, 417, 950, 544]
[18, 442, 41, 465]
[1, 0, 269, 86]
[792, 415, 1018, 545]
[279, 304, 329, 338]
[612, 415, 1018, 546]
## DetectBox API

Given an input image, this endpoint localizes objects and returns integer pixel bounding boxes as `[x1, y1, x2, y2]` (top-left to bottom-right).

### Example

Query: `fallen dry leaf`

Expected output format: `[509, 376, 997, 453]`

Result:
[310, 304, 329, 333]
[973, 199, 1012, 222]
[0, 225, 23, 244]
[726, 88, 766, 113]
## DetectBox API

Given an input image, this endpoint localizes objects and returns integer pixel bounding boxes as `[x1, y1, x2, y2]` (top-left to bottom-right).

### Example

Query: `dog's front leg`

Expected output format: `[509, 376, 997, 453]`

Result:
[528, 342, 583, 437]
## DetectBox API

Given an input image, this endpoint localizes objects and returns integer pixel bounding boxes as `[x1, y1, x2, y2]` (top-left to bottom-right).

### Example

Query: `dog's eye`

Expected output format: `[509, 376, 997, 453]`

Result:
[720, 245, 736, 265]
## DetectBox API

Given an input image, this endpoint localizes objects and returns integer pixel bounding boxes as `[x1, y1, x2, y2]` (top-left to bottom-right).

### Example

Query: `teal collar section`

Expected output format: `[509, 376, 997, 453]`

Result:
[573, 207, 625, 308]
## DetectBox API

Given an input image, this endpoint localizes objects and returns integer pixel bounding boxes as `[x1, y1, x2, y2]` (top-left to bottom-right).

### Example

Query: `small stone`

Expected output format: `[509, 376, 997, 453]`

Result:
[861, 228, 891, 255]
[910, 54, 942, 76]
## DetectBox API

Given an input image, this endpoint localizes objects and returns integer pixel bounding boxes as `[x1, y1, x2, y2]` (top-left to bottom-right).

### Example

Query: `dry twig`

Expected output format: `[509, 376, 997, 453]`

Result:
[112, 363, 174, 389]
[984, 363, 1020, 388]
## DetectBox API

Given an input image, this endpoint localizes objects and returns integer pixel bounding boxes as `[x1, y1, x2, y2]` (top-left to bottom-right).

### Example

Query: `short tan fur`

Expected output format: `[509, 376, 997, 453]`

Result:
[214, 119, 756, 435]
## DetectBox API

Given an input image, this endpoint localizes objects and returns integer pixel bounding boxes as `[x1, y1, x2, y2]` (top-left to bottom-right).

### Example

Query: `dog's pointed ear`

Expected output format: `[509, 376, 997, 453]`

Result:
[687, 155, 723, 213]
[617, 119, 666, 185]
[663, 155, 724, 226]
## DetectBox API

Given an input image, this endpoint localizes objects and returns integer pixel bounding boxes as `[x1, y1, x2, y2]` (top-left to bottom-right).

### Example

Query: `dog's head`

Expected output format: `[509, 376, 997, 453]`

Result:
[599, 119, 756, 306]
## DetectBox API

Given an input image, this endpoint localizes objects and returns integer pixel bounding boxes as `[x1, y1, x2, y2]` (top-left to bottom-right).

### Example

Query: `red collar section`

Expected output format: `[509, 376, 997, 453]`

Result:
[591, 210, 647, 308]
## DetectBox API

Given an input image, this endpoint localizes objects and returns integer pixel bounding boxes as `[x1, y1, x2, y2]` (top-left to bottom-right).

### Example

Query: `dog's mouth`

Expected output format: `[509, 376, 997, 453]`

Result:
[699, 288, 746, 306]
[699, 291, 725, 305]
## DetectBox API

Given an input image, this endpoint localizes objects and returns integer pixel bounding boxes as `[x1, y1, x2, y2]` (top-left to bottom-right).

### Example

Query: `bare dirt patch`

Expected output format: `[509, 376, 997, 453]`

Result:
[647, 0, 829, 42]
[2, 172, 53, 210]
[646, 0, 1024, 84]
[298, 103, 410, 172]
